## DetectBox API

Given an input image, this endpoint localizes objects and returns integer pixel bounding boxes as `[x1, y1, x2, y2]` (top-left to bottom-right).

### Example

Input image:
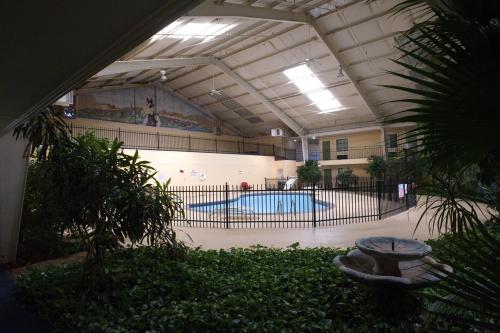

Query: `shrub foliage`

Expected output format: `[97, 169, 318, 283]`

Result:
[17, 246, 427, 333]
[19, 132, 183, 266]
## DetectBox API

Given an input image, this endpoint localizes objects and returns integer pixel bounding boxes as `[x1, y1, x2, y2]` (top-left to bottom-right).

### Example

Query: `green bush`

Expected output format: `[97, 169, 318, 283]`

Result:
[297, 160, 322, 185]
[16, 246, 429, 333]
[17, 227, 500, 333]
[366, 155, 387, 180]
[336, 168, 358, 188]
[16, 160, 84, 265]
[18, 132, 184, 266]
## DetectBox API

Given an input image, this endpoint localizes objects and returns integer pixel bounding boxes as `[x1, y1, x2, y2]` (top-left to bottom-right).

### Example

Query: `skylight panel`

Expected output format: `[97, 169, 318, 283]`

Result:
[283, 64, 344, 113]
[294, 78, 324, 92]
[283, 64, 312, 80]
[151, 21, 237, 43]
[315, 99, 342, 111]
[307, 90, 334, 102]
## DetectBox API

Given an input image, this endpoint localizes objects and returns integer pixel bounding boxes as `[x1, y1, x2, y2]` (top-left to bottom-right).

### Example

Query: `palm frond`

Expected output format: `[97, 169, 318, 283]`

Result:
[426, 222, 500, 332]
[383, 1, 500, 172]
[13, 106, 71, 160]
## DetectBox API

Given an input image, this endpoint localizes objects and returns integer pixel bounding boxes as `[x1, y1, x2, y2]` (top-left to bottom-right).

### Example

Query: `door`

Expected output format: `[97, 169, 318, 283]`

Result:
[322, 140, 331, 160]
[323, 168, 332, 188]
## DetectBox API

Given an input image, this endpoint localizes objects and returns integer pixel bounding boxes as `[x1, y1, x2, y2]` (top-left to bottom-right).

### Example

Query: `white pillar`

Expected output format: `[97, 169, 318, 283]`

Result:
[301, 136, 309, 162]
[380, 127, 386, 158]
[0, 131, 29, 264]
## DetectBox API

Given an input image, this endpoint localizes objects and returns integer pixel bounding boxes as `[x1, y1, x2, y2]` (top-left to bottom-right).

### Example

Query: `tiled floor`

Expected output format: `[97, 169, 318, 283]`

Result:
[174, 205, 441, 250]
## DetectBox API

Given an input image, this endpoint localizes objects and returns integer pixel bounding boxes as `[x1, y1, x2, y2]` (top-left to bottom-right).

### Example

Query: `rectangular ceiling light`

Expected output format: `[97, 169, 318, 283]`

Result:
[283, 64, 344, 113]
[152, 21, 237, 43]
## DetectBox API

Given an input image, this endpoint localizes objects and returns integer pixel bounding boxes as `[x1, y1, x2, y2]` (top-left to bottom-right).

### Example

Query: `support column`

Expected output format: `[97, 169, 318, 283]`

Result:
[0, 131, 29, 264]
[301, 136, 309, 162]
[380, 127, 386, 158]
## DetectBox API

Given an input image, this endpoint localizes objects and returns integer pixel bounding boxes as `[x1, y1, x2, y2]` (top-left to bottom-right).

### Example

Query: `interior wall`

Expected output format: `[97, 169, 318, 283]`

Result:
[0, 132, 29, 263]
[126, 149, 298, 186]
[319, 130, 383, 149]
[75, 85, 218, 134]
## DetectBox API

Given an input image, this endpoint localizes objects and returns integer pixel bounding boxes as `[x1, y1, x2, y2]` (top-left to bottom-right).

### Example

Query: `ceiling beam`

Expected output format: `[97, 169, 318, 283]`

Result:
[214, 58, 306, 136]
[185, 1, 309, 24]
[310, 19, 383, 120]
[93, 57, 215, 77]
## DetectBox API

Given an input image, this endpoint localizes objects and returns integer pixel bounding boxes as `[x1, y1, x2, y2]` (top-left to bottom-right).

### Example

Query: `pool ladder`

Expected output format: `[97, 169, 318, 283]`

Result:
[276, 200, 297, 216]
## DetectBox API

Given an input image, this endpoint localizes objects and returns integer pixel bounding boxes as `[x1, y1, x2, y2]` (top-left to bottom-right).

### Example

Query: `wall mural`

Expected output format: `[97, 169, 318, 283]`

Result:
[76, 86, 214, 133]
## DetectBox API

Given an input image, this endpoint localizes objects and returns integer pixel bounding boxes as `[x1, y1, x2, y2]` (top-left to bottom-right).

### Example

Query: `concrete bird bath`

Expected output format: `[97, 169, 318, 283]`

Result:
[334, 237, 452, 289]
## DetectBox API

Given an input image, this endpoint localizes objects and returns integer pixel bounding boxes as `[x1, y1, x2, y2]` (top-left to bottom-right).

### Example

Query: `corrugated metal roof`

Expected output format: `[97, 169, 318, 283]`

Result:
[80, 0, 415, 137]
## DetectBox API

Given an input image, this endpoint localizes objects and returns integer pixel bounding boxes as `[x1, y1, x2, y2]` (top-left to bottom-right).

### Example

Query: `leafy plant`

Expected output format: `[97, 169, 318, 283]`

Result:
[12, 106, 70, 160]
[16, 246, 432, 332]
[425, 222, 500, 332]
[336, 168, 358, 188]
[386, 0, 500, 330]
[16, 160, 83, 265]
[297, 160, 322, 185]
[367, 155, 387, 179]
[20, 132, 184, 266]
[384, 0, 500, 183]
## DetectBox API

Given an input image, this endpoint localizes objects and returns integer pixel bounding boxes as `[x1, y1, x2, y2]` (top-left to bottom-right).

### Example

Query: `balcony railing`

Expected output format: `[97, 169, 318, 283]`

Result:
[69, 125, 296, 160]
[321, 145, 384, 160]
[296, 145, 406, 162]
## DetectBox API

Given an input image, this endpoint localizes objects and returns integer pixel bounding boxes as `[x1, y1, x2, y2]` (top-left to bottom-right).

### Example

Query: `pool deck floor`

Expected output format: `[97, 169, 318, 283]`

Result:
[175, 204, 439, 250]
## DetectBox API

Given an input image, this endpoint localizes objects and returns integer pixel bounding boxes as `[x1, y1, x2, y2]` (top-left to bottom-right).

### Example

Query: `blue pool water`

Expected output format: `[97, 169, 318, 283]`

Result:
[189, 192, 328, 214]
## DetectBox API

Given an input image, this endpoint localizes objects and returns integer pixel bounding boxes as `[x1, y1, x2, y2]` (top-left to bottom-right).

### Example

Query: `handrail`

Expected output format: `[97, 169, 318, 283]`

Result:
[69, 124, 297, 160]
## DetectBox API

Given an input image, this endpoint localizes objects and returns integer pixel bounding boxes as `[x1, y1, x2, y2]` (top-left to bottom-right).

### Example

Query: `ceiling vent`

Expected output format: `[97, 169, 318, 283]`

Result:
[271, 128, 284, 136]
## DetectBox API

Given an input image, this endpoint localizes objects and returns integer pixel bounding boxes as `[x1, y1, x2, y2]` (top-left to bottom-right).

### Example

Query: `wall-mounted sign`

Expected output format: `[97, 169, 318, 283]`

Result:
[398, 184, 407, 199]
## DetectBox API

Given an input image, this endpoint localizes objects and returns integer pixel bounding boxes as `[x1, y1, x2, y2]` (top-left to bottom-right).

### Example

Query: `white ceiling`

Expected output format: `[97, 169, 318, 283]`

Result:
[79, 0, 416, 137]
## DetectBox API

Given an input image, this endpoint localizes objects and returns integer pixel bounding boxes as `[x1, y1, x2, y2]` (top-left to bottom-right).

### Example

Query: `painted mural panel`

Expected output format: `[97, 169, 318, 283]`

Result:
[76, 86, 214, 132]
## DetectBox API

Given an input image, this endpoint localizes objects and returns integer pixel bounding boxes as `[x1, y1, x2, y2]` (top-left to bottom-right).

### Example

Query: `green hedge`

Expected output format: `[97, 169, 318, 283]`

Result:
[16, 246, 426, 332]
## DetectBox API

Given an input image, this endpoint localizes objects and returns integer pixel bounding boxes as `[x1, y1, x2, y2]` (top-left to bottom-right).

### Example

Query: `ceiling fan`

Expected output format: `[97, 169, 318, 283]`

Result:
[209, 70, 223, 97]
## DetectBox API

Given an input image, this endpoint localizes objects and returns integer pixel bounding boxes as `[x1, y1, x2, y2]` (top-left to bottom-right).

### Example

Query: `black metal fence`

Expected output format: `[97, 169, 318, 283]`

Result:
[69, 124, 296, 160]
[172, 180, 417, 228]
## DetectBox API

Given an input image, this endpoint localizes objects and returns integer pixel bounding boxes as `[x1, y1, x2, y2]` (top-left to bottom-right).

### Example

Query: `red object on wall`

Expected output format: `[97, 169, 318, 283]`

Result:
[241, 182, 252, 190]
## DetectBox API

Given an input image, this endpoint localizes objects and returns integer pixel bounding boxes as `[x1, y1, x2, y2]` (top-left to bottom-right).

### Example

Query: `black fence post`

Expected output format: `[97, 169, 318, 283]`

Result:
[118, 127, 121, 142]
[215, 138, 218, 153]
[312, 185, 317, 227]
[272, 144, 275, 156]
[157, 132, 160, 150]
[377, 180, 382, 219]
[404, 149, 409, 210]
[225, 182, 229, 229]
[189, 135, 192, 151]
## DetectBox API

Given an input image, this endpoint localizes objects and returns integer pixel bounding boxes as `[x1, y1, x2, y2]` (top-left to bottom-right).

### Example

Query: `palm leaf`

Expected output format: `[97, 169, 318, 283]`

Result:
[426, 223, 500, 332]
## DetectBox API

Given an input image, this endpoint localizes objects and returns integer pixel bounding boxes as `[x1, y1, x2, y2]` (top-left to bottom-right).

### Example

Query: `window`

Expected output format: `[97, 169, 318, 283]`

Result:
[387, 134, 398, 148]
[336, 138, 348, 152]
[337, 167, 350, 176]
[283, 64, 344, 113]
